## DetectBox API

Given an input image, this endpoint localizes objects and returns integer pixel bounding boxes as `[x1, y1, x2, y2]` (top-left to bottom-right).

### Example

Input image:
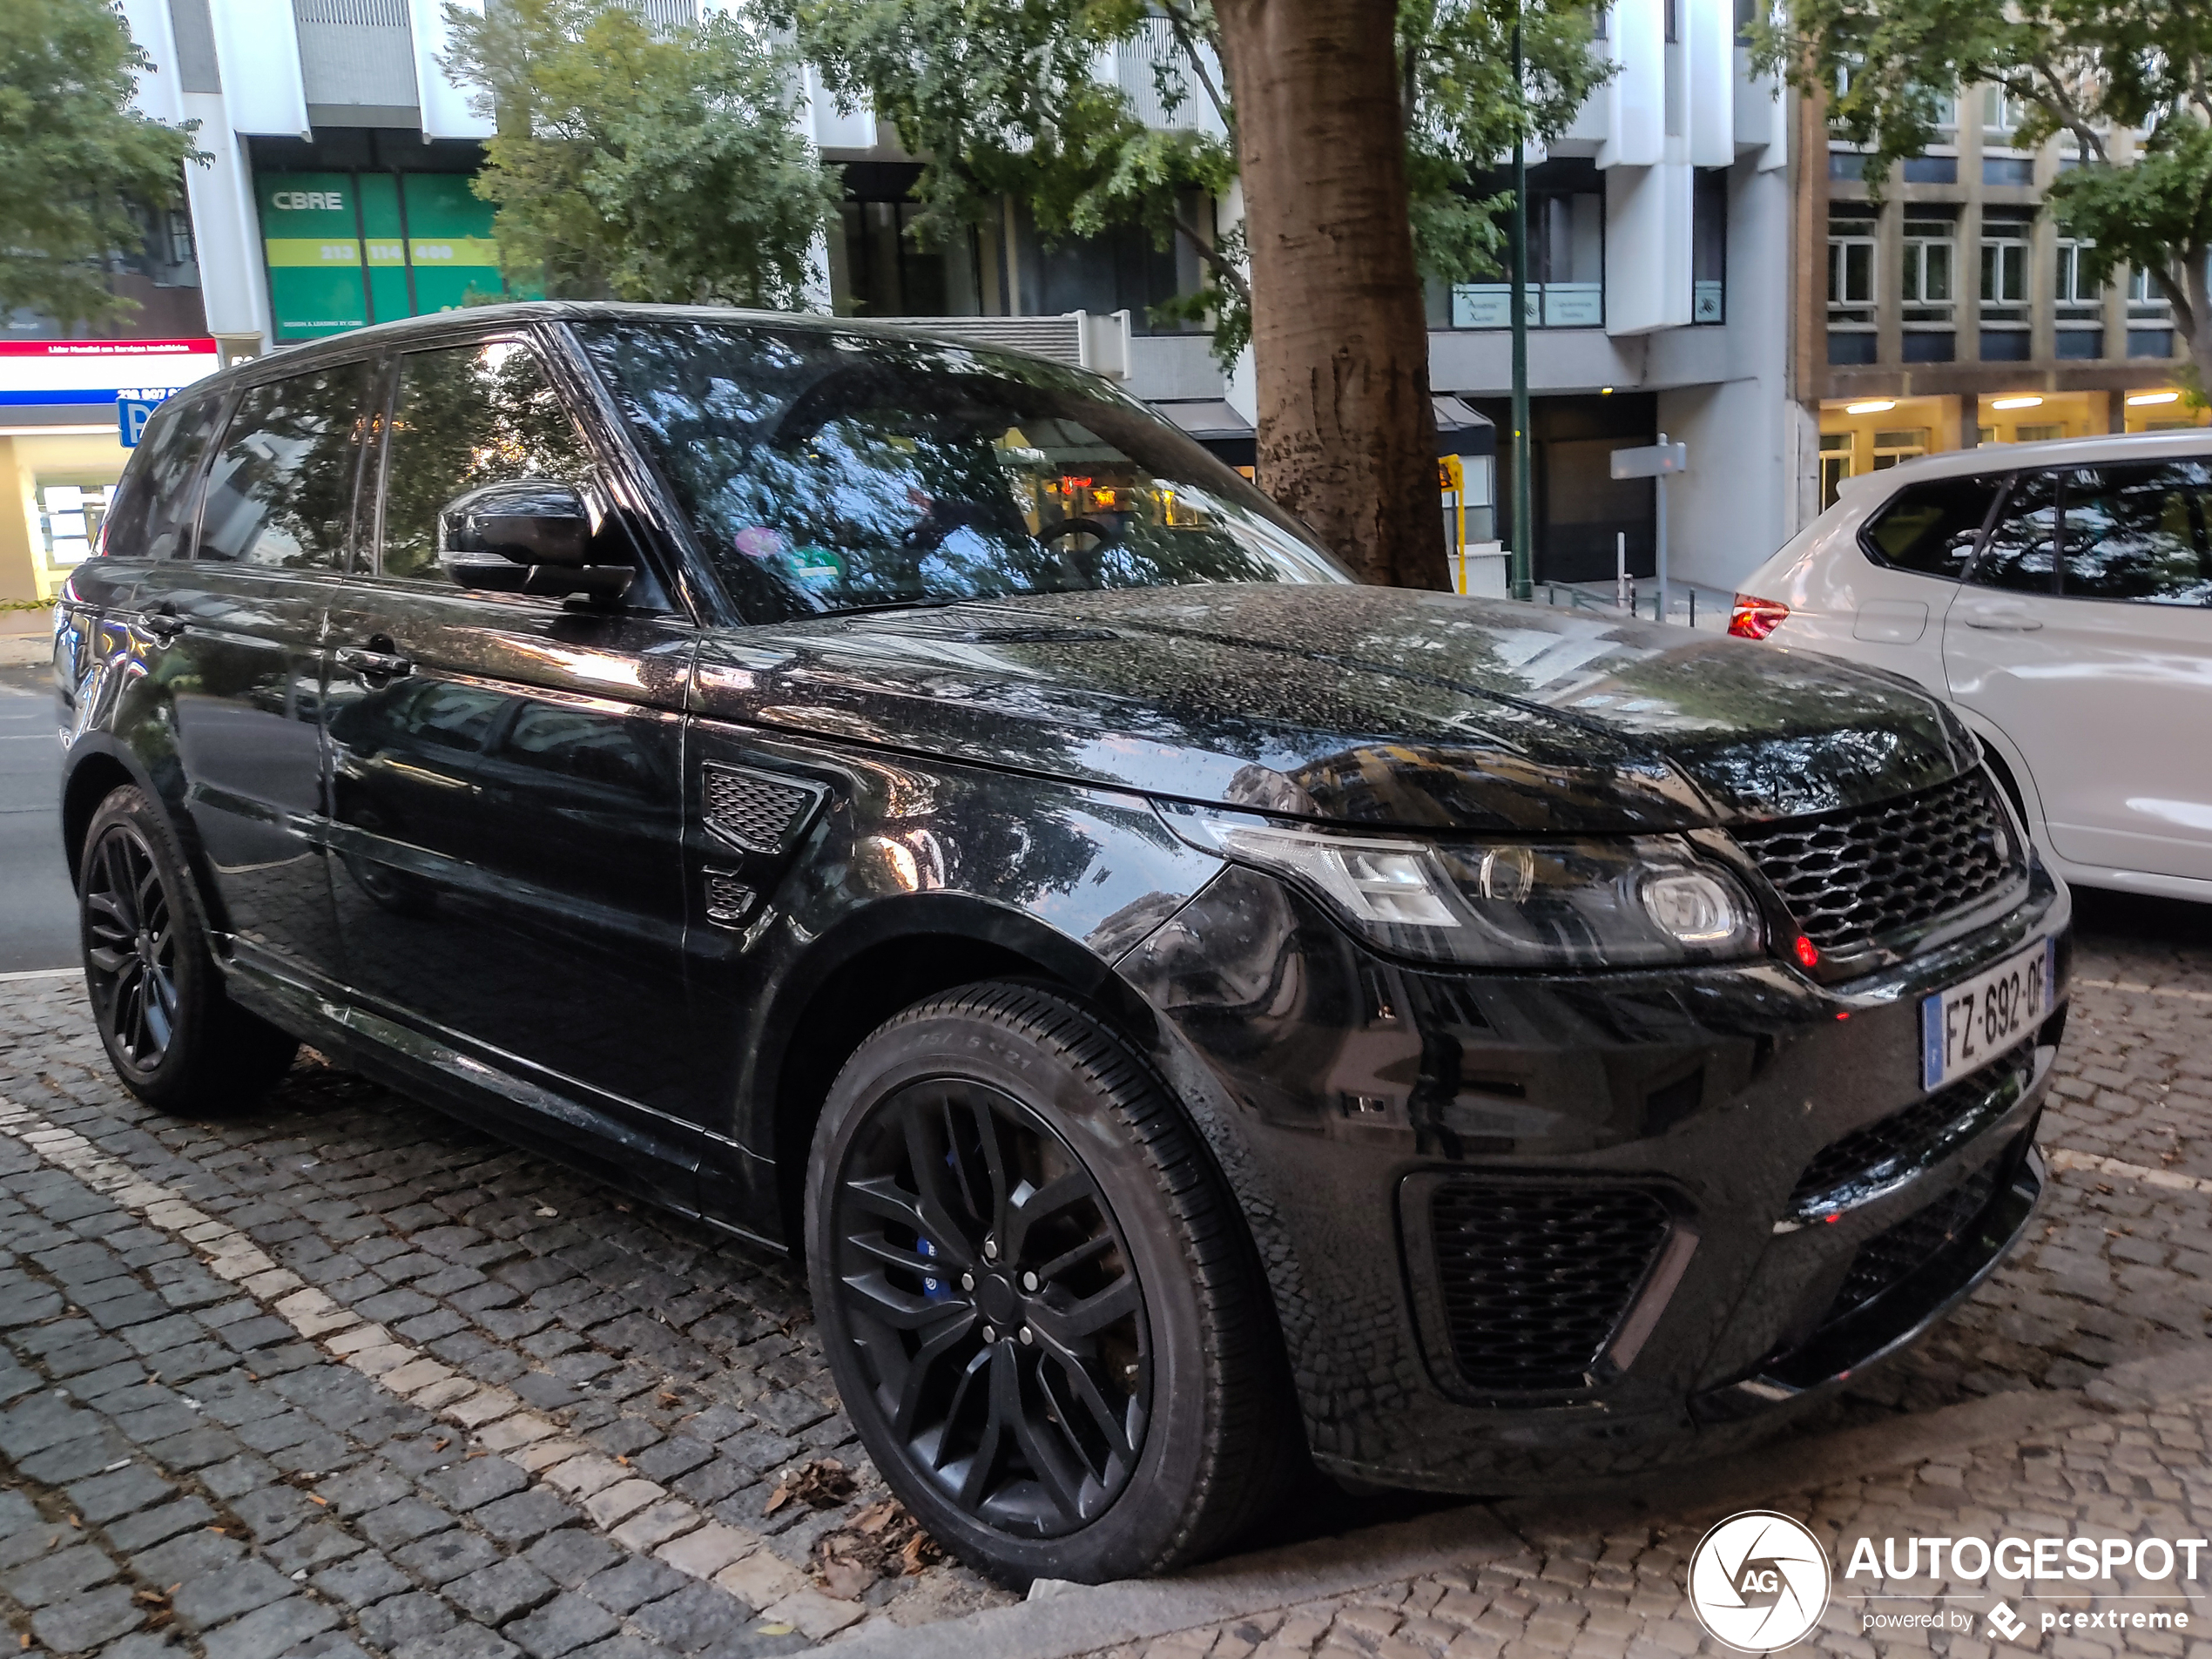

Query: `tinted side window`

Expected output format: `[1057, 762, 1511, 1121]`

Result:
[1859, 475, 2001, 578]
[1970, 470, 2060, 593]
[102, 393, 223, 560]
[379, 341, 593, 584]
[2058, 461, 2212, 605]
[197, 365, 370, 570]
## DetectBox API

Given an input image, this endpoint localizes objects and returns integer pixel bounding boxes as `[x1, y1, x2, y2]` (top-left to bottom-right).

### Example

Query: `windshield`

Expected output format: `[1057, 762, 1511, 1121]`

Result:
[575, 320, 1350, 622]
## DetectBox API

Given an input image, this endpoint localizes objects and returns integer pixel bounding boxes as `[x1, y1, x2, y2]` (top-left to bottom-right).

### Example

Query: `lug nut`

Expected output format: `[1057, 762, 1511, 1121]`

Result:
[960, 1271, 974, 1291]
[1019, 1326, 1034, 1345]
[983, 1238, 999, 1261]
[981, 1325, 997, 1343]
[1021, 1271, 1039, 1291]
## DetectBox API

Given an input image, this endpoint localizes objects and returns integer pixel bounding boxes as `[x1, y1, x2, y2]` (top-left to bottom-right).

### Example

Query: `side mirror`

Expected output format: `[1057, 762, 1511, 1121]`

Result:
[438, 481, 634, 601]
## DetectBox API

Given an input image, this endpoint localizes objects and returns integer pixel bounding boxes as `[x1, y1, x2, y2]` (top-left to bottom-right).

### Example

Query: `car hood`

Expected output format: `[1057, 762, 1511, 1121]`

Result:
[691, 584, 1978, 833]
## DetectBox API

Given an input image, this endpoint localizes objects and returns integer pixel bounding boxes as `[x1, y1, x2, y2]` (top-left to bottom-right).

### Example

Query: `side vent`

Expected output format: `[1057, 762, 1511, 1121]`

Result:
[704, 764, 819, 854]
[705, 872, 758, 928]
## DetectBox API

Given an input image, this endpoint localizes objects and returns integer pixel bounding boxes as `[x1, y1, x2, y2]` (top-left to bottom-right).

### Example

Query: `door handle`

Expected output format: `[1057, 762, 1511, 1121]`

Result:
[1961, 608, 2043, 631]
[136, 605, 185, 642]
[337, 644, 413, 680]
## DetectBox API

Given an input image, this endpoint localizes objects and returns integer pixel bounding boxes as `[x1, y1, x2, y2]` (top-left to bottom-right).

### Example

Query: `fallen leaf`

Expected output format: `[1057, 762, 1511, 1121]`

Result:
[756, 1623, 795, 1637]
[308, 1494, 328, 1507]
[765, 1459, 855, 1515]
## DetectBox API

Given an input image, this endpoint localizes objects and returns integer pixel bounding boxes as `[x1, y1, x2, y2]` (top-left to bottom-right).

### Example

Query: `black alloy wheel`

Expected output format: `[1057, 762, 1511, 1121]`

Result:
[829, 1077, 1150, 1537]
[83, 819, 179, 1071]
[807, 981, 1295, 1587]
[78, 786, 299, 1114]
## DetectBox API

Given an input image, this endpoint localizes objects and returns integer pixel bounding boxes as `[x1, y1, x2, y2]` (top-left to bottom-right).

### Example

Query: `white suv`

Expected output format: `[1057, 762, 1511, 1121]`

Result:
[1732, 430, 2212, 900]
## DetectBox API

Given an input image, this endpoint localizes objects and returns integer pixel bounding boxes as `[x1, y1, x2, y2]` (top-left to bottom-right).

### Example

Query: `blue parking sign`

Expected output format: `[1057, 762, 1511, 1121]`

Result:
[117, 392, 168, 448]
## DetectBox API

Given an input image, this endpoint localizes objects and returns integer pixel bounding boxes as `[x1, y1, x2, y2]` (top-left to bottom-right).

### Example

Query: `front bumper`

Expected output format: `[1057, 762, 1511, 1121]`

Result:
[1115, 861, 2067, 1494]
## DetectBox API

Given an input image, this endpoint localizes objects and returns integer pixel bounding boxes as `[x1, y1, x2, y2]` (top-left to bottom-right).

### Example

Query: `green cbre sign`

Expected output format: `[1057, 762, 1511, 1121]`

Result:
[257, 171, 511, 341]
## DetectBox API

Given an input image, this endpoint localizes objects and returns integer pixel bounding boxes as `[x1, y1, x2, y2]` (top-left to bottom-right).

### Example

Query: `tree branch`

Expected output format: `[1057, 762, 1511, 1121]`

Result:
[1157, 0, 1236, 152]
[1171, 210, 1249, 302]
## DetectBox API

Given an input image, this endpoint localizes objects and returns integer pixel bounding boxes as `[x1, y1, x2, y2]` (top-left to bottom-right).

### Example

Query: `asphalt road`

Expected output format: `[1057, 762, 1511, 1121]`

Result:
[0, 665, 73, 973]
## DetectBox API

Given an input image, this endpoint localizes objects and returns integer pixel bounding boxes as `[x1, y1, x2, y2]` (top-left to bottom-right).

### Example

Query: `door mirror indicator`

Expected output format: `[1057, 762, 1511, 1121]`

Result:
[437, 481, 633, 600]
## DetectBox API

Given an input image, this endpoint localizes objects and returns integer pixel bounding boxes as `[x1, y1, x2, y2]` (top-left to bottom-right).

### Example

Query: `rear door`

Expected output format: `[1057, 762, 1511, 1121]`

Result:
[2032, 459, 2212, 877]
[124, 360, 370, 985]
[1944, 459, 2212, 880]
[322, 332, 702, 1199]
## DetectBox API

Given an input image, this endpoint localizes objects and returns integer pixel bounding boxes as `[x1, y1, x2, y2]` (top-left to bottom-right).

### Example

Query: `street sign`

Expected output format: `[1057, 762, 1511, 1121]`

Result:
[1609, 441, 1689, 480]
[116, 388, 173, 448]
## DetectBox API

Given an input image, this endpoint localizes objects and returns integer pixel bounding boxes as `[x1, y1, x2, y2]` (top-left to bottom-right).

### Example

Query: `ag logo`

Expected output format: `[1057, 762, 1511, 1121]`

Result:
[1688, 1510, 1832, 1652]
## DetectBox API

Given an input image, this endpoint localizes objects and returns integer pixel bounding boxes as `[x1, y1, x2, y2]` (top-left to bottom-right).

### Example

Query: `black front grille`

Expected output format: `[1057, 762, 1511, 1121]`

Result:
[1428, 1184, 1671, 1393]
[1790, 1050, 2032, 1215]
[704, 765, 813, 853]
[1823, 1162, 2001, 1325]
[1731, 771, 2016, 952]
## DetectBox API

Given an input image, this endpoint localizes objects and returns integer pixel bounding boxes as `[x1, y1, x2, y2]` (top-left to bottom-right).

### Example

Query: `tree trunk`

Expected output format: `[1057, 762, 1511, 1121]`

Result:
[2185, 248, 2212, 398]
[1213, 0, 1447, 590]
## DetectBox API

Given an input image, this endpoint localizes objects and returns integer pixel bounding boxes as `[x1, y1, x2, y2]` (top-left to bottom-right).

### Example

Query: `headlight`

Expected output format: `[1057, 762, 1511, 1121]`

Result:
[1161, 806, 1762, 969]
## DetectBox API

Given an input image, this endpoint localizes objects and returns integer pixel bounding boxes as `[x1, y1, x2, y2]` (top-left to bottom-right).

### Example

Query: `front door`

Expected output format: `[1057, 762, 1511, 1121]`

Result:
[129, 360, 369, 986]
[322, 334, 701, 1198]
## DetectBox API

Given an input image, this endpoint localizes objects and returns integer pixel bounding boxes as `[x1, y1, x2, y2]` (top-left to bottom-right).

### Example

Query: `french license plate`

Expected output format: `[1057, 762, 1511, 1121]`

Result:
[1920, 936, 2055, 1093]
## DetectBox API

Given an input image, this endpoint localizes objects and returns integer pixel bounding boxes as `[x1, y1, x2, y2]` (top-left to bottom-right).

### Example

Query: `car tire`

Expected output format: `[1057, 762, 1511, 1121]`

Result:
[79, 786, 300, 1115]
[806, 981, 1294, 1588]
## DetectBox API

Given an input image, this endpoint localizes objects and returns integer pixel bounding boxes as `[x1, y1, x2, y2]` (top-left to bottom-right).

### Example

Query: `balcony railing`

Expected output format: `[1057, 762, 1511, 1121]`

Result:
[1451, 283, 1604, 329]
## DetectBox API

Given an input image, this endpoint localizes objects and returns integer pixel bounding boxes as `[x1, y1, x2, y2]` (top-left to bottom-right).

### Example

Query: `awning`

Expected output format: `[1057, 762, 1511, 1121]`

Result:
[1150, 395, 1496, 465]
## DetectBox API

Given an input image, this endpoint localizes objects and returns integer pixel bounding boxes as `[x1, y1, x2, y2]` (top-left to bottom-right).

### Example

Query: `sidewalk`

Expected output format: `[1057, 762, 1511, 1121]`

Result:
[831, 1345, 2212, 1659]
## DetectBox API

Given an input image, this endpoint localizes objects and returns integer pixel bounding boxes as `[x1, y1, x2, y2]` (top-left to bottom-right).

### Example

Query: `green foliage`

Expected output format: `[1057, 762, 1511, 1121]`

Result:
[779, 0, 1609, 365]
[442, 0, 840, 307]
[1755, 0, 2212, 368]
[0, 0, 199, 330]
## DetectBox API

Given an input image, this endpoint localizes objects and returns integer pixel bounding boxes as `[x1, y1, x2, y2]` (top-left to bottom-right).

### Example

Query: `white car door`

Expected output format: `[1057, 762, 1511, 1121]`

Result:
[1945, 460, 2212, 880]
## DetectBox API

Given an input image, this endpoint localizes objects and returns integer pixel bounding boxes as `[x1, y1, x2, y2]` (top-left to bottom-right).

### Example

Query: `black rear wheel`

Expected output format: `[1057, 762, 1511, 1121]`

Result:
[80, 786, 299, 1114]
[806, 981, 1294, 1586]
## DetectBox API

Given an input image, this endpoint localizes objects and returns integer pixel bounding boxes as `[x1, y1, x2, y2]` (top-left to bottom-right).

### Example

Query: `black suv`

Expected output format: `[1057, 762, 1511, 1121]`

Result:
[56, 303, 2067, 1586]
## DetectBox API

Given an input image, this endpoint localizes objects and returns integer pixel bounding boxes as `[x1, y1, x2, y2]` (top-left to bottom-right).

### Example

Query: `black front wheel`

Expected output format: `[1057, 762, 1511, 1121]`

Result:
[80, 786, 298, 1114]
[806, 981, 1294, 1586]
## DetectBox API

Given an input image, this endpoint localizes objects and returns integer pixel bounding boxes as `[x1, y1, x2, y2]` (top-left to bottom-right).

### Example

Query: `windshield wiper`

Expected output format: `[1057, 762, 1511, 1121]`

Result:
[815, 597, 970, 617]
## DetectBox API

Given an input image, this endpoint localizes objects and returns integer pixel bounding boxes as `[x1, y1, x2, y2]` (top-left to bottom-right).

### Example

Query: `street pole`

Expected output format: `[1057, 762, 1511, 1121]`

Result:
[1508, 9, 1533, 602]
[1655, 428, 1669, 624]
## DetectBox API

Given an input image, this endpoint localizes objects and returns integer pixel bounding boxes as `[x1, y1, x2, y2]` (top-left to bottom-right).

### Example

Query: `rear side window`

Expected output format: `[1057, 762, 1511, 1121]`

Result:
[2058, 461, 2212, 604]
[102, 393, 223, 561]
[197, 362, 370, 570]
[1858, 475, 2001, 578]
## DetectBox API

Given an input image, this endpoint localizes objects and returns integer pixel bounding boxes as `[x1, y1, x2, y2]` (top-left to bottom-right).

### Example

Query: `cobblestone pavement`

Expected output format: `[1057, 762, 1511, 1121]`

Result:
[1073, 1369, 2212, 1659]
[0, 892, 2205, 1659]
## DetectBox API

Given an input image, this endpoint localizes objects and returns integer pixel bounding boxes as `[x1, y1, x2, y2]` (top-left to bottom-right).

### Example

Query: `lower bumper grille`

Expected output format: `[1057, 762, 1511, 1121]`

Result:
[1823, 1161, 2003, 1325]
[1790, 1050, 2033, 1216]
[1426, 1184, 1671, 1393]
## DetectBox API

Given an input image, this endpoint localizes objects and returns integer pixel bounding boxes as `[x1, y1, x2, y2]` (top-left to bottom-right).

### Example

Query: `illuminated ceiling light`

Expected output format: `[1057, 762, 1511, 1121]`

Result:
[1844, 399, 1896, 415]
[1991, 395, 2044, 410]
[1600, 386, 1615, 395]
[2128, 390, 2182, 406]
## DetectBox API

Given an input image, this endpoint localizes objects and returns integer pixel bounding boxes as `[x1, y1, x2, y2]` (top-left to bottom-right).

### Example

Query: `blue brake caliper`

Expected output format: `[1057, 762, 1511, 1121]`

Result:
[916, 1236, 951, 1301]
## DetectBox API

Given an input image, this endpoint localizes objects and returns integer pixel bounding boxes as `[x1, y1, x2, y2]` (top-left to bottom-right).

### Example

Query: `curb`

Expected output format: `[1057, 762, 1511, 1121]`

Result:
[827, 1343, 2212, 1659]
[0, 635, 50, 668]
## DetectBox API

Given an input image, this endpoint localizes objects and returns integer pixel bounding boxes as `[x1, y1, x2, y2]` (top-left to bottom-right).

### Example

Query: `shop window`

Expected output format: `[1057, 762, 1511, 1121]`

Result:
[34, 482, 111, 572]
[1870, 428, 1929, 470]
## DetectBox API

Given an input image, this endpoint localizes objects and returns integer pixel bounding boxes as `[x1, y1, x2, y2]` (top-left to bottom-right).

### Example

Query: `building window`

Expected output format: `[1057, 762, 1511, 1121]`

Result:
[1692, 170, 1726, 324]
[2126, 265, 2175, 359]
[1828, 212, 1877, 362]
[1982, 85, 2021, 142]
[1979, 212, 2030, 361]
[1819, 431, 1854, 509]
[1900, 213, 1956, 360]
[1901, 217, 1955, 322]
[1452, 180, 1603, 329]
[1871, 428, 1930, 469]
[2053, 236, 2103, 358]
